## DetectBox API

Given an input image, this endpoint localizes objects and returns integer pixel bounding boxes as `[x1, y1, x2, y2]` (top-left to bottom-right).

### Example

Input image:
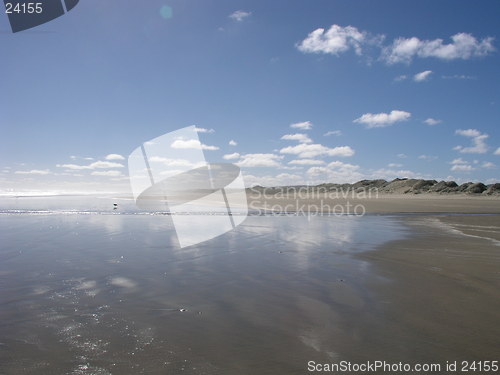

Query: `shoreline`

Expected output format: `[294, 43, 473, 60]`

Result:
[246, 193, 500, 214]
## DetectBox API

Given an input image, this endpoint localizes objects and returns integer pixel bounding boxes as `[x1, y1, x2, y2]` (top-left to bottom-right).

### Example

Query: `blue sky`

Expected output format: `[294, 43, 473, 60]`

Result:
[1, 0, 499, 193]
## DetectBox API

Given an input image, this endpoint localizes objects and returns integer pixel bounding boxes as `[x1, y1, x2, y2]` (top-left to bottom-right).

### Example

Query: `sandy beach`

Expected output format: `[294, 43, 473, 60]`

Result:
[356, 215, 500, 362]
[246, 191, 500, 214]
[0, 195, 499, 374]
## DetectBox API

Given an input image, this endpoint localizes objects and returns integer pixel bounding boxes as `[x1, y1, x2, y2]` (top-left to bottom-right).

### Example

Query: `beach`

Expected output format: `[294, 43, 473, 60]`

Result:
[246, 190, 500, 214]
[0, 195, 499, 374]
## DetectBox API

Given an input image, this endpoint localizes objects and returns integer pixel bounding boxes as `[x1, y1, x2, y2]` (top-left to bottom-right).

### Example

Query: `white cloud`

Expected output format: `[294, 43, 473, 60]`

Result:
[229, 10, 251, 22]
[56, 161, 124, 170]
[456, 129, 481, 137]
[288, 159, 325, 166]
[296, 24, 376, 56]
[243, 173, 304, 187]
[236, 153, 283, 168]
[298, 25, 495, 65]
[397, 153, 407, 158]
[171, 139, 219, 151]
[450, 158, 474, 172]
[95, 161, 123, 169]
[105, 153, 125, 161]
[382, 33, 495, 64]
[413, 70, 433, 82]
[482, 161, 496, 169]
[88, 161, 124, 169]
[194, 127, 215, 133]
[494, 147, 500, 155]
[307, 161, 363, 183]
[451, 164, 474, 172]
[229, 140, 237, 146]
[418, 155, 437, 161]
[223, 152, 240, 160]
[290, 121, 313, 130]
[424, 118, 441, 126]
[394, 75, 407, 82]
[354, 110, 411, 128]
[454, 129, 489, 154]
[450, 158, 467, 165]
[148, 156, 201, 168]
[279, 165, 303, 171]
[91, 170, 123, 177]
[280, 143, 355, 158]
[70, 155, 94, 161]
[324, 130, 342, 136]
[387, 163, 403, 168]
[15, 169, 51, 175]
[281, 133, 312, 143]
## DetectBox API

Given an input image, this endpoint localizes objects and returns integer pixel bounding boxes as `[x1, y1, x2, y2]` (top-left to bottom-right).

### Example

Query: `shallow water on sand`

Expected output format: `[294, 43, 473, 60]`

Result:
[2, 196, 499, 374]
[0, 196, 410, 374]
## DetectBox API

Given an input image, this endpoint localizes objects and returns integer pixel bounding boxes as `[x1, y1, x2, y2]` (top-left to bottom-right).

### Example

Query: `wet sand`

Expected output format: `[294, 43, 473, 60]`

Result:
[356, 215, 500, 363]
[0, 196, 499, 374]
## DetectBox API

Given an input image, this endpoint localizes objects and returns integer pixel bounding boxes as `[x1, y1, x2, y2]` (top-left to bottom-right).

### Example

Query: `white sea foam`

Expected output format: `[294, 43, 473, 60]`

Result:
[428, 217, 500, 246]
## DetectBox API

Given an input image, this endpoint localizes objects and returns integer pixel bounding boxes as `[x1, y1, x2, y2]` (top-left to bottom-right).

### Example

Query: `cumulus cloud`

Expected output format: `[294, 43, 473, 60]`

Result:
[290, 121, 313, 130]
[297, 24, 495, 65]
[105, 153, 125, 161]
[382, 33, 495, 64]
[296, 24, 382, 56]
[387, 163, 403, 168]
[281, 133, 312, 143]
[494, 147, 500, 155]
[223, 152, 241, 160]
[424, 118, 441, 126]
[236, 153, 283, 168]
[307, 161, 363, 183]
[171, 139, 219, 151]
[15, 169, 51, 175]
[397, 153, 407, 158]
[56, 161, 124, 170]
[288, 159, 325, 166]
[324, 130, 342, 136]
[91, 170, 123, 177]
[413, 70, 433, 82]
[229, 140, 237, 146]
[280, 143, 355, 158]
[354, 110, 411, 128]
[454, 129, 489, 154]
[482, 161, 496, 169]
[229, 10, 251, 22]
[450, 158, 474, 172]
[450, 158, 467, 165]
[451, 164, 474, 172]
